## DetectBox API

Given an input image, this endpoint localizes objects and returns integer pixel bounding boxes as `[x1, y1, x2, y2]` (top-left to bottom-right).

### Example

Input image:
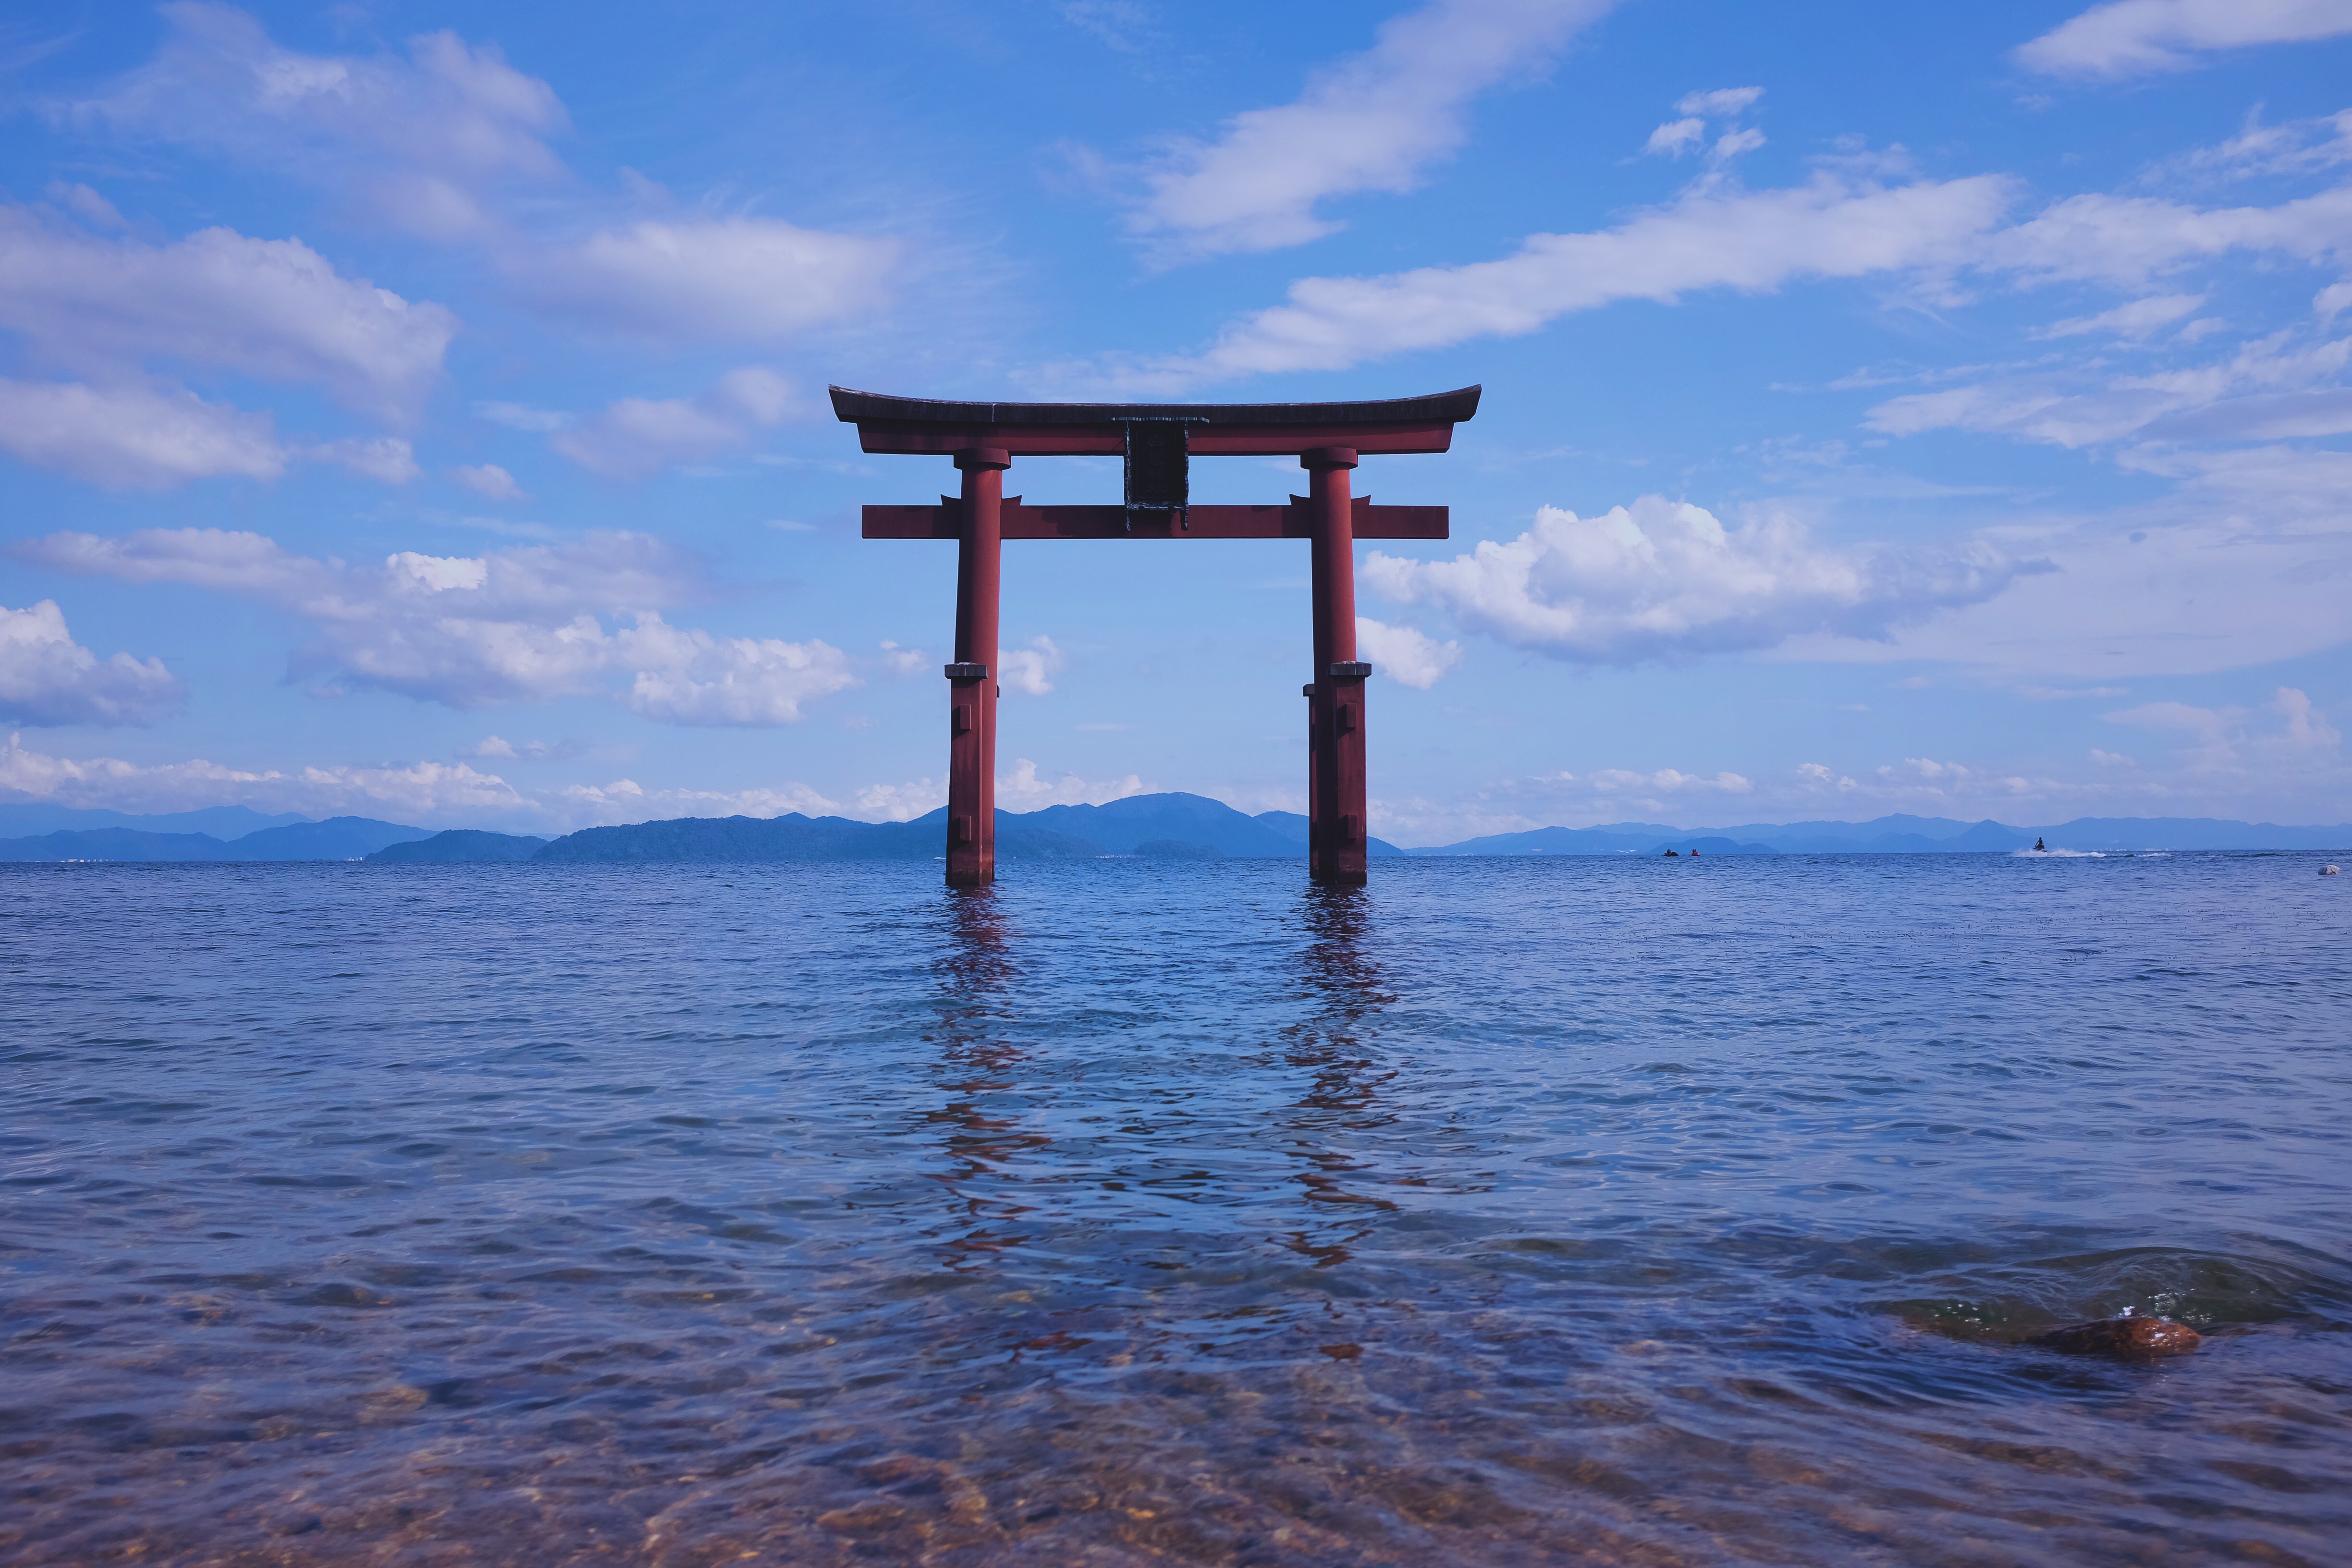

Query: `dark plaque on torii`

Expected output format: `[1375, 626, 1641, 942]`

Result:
[833, 384, 1482, 887]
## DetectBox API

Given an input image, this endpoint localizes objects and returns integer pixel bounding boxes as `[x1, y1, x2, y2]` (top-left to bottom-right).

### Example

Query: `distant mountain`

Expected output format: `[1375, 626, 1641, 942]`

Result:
[2025, 817, 2350, 851]
[229, 817, 436, 860]
[0, 802, 309, 839]
[530, 809, 1105, 863]
[1408, 814, 2349, 856]
[368, 830, 548, 863]
[0, 816, 433, 862]
[527, 794, 1400, 863]
[0, 828, 237, 862]
[1022, 793, 1293, 855]
[1406, 823, 1678, 857]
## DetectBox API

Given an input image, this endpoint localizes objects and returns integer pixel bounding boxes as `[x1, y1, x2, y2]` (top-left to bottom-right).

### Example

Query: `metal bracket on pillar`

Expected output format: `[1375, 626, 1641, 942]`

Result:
[944, 662, 989, 681]
[1327, 661, 1371, 683]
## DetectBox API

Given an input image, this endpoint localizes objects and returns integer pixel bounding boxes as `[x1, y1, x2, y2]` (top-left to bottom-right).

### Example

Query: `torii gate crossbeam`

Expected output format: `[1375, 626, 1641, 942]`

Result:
[833, 385, 1481, 888]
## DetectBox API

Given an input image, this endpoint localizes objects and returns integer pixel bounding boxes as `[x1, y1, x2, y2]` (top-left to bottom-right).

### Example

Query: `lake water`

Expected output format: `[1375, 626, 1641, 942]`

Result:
[4, 854, 2348, 1566]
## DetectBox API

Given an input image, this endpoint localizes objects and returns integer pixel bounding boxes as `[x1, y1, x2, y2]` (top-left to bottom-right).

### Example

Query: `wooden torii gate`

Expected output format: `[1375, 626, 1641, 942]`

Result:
[833, 385, 1481, 888]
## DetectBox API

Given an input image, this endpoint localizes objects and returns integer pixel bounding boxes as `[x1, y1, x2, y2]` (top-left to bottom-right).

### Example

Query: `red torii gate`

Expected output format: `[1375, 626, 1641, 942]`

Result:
[832, 385, 1481, 888]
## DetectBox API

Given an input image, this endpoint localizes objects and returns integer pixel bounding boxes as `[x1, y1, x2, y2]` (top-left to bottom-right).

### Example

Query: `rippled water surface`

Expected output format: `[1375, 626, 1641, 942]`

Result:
[5, 855, 2349, 1566]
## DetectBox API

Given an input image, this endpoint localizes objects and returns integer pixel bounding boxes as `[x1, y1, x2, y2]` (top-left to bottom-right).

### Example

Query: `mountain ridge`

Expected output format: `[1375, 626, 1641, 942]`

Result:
[2, 796, 2345, 863]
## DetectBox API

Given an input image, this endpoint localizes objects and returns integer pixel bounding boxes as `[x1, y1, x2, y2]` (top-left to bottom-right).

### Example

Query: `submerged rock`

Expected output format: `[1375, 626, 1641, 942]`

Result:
[2027, 1316, 2201, 1359]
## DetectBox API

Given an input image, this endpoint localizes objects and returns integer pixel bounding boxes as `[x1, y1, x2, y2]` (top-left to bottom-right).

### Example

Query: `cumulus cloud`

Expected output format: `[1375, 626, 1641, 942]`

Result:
[1363, 496, 2029, 664]
[0, 600, 184, 726]
[1115, 0, 1622, 262]
[1355, 616, 1463, 688]
[2016, 0, 2352, 78]
[1087, 164, 2016, 390]
[999, 635, 1066, 696]
[550, 368, 805, 479]
[622, 619, 858, 725]
[0, 380, 285, 489]
[11, 526, 856, 723]
[2106, 685, 2341, 769]
[0, 201, 458, 424]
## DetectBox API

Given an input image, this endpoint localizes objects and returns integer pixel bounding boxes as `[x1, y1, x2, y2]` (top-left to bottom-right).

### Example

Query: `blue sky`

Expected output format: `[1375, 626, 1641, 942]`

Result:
[1, 0, 2348, 842]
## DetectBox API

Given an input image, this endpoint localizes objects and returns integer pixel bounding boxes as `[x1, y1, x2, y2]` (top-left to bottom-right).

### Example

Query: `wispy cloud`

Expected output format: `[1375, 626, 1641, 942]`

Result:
[2015, 0, 2352, 79]
[1105, 0, 1621, 263]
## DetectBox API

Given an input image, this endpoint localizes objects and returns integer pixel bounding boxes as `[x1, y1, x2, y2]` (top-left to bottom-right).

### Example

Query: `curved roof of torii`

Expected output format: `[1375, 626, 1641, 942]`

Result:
[829, 385, 1480, 456]
[829, 385, 1480, 428]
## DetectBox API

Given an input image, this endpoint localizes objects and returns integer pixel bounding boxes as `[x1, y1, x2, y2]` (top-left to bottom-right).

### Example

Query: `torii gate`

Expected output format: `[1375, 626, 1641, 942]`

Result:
[832, 385, 1481, 888]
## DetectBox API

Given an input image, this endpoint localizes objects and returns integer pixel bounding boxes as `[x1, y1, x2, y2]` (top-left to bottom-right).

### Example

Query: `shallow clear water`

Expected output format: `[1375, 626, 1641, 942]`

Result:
[4, 854, 2348, 1566]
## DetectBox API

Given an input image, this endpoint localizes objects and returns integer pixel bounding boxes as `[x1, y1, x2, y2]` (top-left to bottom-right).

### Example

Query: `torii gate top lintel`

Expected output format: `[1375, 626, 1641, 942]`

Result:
[829, 384, 1481, 456]
[838, 384, 1480, 888]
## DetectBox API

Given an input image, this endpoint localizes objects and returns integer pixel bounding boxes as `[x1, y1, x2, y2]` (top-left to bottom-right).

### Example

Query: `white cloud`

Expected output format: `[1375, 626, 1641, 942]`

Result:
[1059, 1, 1154, 52]
[2169, 107, 2352, 182]
[305, 435, 420, 484]
[621, 619, 857, 726]
[0, 202, 458, 424]
[0, 600, 184, 727]
[73, 9, 900, 341]
[1363, 496, 2028, 664]
[0, 379, 284, 489]
[877, 640, 930, 676]
[474, 400, 568, 433]
[516, 220, 898, 342]
[1642, 118, 1705, 158]
[1355, 616, 1463, 688]
[1980, 184, 2352, 288]
[0, 731, 533, 825]
[11, 526, 856, 723]
[996, 758, 1148, 808]
[550, 367, 805, 480]
[75, 2, 568, 241]
[2106, 685, 2341, 769]
[453, 463, 525, 500]
[999, 635, 1066, 697]
[1116, 0, 1622, 261]
[1676, 86, 1765, 118]
[1089, 164, 2016, 389]
[2030, 293, 2206, 339]
[2016, 0, 2352, 78]
[853, 777, 944, 821]
[554, 776, 840, 826]
[1868, 329, 2352, 447]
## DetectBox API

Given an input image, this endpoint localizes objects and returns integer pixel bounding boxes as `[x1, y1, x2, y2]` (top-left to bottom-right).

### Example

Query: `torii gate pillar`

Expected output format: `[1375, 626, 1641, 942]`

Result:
[1304, 447, 1368, 886]
[945, 448, 1006, 887]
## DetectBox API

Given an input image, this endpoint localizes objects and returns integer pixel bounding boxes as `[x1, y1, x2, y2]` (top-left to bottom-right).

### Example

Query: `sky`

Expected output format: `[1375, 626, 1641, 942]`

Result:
[1, 0, 2348, 844]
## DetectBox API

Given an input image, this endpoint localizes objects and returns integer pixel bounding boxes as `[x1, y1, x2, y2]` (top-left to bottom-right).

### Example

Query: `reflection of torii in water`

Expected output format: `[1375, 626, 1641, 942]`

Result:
[1278, 886, 1405, 1270]
[924, 889, 1048, 1265]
